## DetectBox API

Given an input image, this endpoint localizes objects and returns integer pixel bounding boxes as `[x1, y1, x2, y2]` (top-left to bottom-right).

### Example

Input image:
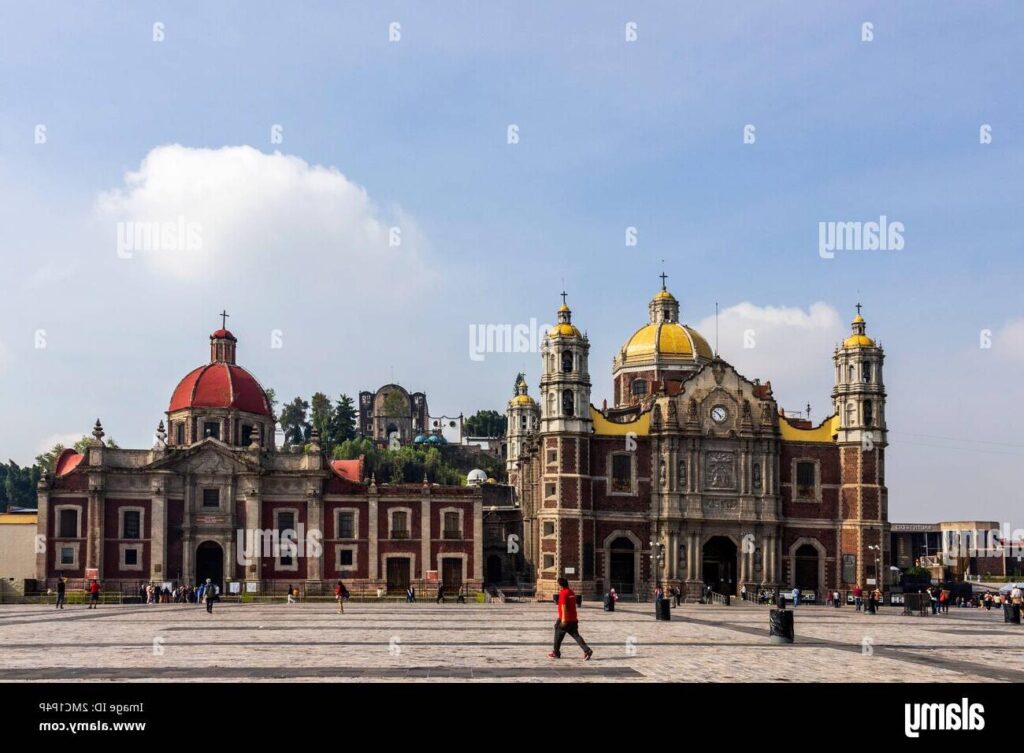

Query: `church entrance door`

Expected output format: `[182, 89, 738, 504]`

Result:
[794, 544, 820, 592]
[386, 558, 411, 594]
[441, 558, 463, 593]
[195, 541, 224, 591]
[702, 536, 738, 596]
[608, 537, 636, 594]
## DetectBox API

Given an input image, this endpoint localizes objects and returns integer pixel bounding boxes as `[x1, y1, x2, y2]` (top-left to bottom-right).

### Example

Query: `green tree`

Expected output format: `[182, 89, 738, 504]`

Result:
[279, 397, 311, 448]
[382, 389, 410, 417]
[331, 394, 357, 444]
[464, 410, 507, 437]
[310, 392, 332, 443]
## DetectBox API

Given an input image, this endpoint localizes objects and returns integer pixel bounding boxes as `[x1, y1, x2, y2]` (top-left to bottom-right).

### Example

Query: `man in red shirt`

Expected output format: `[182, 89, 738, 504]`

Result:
[88, 579, 100, 609]
[548, 577, 593, 660]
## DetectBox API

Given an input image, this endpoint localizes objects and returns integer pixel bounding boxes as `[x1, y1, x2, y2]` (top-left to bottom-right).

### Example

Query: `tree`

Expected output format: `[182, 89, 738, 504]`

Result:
[382, 389, 410, 417]
[0, 461, 41, 511]
[310, 392, 332, 443]
[331, 394, 357, 444]
[279, 397, 311, 448]
[465, 410, 507, 438]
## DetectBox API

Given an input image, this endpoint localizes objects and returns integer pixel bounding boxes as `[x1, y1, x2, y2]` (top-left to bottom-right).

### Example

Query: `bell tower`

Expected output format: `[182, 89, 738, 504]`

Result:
[833, 305, 887, 447]
[506, 373, 540, 476]
[539, 293, 592, 434]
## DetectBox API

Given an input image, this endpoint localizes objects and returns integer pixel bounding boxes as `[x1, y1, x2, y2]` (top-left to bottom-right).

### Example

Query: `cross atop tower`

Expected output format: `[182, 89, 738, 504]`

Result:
[219, 309, 230, 329]
[659, 271, 668, 291]
[855, 302, 862, 316]
[560, 290, 568, 306]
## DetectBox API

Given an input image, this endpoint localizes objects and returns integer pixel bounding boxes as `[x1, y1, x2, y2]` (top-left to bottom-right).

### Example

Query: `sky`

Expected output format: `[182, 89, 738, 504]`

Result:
[0, 2, 1022, 527]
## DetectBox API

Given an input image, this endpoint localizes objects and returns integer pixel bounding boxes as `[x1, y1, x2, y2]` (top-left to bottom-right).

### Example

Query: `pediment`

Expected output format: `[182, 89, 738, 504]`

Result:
[152, 439, 260, 476]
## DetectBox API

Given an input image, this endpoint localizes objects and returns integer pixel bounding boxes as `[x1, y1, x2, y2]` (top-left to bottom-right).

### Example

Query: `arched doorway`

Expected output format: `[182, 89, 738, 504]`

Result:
[794, 543, 820, 592]
[702, 536, 738, 595]
[486, 555, 503, 584]
[608, 536, 636, 594]
[196, 541, 224, 591]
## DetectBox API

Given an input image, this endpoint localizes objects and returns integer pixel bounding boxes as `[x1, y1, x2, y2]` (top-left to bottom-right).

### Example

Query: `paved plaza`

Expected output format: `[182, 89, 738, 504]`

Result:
[0, 600, 1020, 682]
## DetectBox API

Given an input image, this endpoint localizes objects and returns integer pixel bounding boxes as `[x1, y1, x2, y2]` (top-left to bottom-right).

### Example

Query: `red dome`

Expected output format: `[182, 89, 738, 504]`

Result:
[211, 328, 236, 340]
[168, 363, 270, 415]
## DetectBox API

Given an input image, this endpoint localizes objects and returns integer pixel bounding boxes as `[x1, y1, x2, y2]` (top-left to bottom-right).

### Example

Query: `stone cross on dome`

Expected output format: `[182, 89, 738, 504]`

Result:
[219, 309, 230, 329]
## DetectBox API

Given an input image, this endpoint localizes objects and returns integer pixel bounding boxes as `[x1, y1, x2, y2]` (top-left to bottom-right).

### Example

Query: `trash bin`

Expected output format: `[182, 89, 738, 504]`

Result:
[769, 608, 794, 644]
[575, 594, 583, 607]
[1003, 603, 1021, 624]
[603, 594, 615, 612]
[656, 598, 671, 621]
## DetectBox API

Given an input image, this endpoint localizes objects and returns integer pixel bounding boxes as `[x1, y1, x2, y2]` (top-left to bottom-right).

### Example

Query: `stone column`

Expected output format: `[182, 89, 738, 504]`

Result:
[36, 488, 49, 580]
[86, 482, 105, 575]
[307, 490, 323, 582]
[244, 488, 261, 585]
[181, 479, 193, 584]
[420, 493, 430, 580]
[150, 478, 167, 582]
[368, 490, 379, 581]
[693, 531, 703, 583]
[668, 531, 678, 580]
[472, 495, 483, 582]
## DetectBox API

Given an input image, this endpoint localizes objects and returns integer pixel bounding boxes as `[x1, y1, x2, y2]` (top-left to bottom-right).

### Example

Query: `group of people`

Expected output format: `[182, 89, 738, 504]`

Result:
[653, 585, 683, 606]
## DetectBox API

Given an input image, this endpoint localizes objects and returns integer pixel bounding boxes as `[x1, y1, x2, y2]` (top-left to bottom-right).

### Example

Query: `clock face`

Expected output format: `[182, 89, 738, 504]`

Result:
[711, 405, 728, 424]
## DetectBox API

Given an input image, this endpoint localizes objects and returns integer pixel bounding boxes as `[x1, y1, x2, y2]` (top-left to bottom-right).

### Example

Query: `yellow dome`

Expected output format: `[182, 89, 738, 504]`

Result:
[619, 322, 713, 364]
[549, 323, 582, 337]
[653, 290, 676, 301]
[843, 334, 875, 348]
[852, 314, 865, 324]
[558, 303, 571, 312]
[512, 394, 536, 406]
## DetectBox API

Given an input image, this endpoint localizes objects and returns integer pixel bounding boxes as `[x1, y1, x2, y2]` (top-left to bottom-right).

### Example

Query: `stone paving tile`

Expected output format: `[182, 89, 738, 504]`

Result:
[0, 602, 1019, 682]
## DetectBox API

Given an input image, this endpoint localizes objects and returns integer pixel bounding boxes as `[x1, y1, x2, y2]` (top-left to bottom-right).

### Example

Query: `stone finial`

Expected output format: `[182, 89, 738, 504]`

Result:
[307, 427, 321, 453]
[156, 420, 167, 444]
[369, 473, 377, 491]
[91, 419, 105, 445]
[249, 423, 262, 450]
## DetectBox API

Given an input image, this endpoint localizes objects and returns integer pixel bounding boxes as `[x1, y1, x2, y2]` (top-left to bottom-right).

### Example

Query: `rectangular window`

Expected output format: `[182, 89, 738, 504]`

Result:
[202, 488, 220, 508]
[542, 521, 555, 537]
[611, 454, 632, 493]
[60, 547, 74, 565]
[278, 511, 295, 532]
[124, 548, 138, 566]
[241, 424, 254, 447]
[392, 511, 408, 538]
[631, 379, 648, 396]
[59, 509, 78, 538]
[443, 511, 460, 539]
[863, 400, 873, 426]
[123, 510, 141, 539]
[203, 421, 220, 440]
[339, 549, 354, 567]
[543, 554, 555, 570]
[544, 483, 556, 498]
[337, 512, 355, 539]
[175, 422, 185, 445]
[796, 462, 817, 499]
[547, 450, 557, 464]
[583, 543, 594, 579]
[862, 362, 872, 383]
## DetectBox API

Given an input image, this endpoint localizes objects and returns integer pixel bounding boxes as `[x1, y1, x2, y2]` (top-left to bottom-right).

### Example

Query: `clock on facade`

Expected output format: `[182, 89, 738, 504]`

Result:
[711, 405, 728, 424]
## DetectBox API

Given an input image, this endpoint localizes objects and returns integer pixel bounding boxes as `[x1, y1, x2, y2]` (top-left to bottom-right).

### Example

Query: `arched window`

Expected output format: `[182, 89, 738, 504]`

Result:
[562, 389, 574, 417]
[862, 362, 872, 383]
[848, 365, 855, 383]
[863, 400, 873, 426]
[547, 393, 556, 417]
[631, 379, 648, 397]
[561, 351, 573, 373]
[845, 402, 856, 427]
[519, 415, 527, 430]
[752, 462, 762, 492]
[678, 459, 687, 490]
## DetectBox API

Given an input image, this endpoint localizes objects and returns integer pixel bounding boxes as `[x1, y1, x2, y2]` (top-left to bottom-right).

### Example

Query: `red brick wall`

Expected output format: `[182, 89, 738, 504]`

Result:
[102, 499, 151, 579]
[261, 501, 308, 579]
[560, 518, 579, 573]
[47, 497, 87, 578]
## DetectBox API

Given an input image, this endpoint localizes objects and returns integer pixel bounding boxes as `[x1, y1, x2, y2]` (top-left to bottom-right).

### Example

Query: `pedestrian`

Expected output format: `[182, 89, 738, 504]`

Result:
[205, 578, 216, 614]
[88, 578, 100, 609]
[740, 585, 747, 603]
[610, 587, 618, 603]
[1011, 585, 1023, 607]
[406, 585, 416, 603]
[939, 589, 949, 614]
[55, 577, 66, 609]
[287, 584, 296, 604]
[197, 582, 206, 605]
[833, 590, 840, 608]
[929, 587, 938, 615]
[335, 580, 348, 614]
[436, 583, 444, 604]
[853, 584, 863, 611]
[674, 585, 682, 607]
[548, 577, 593, 660]
[654, 584, 664, 603]
[791, 586, 800, 607]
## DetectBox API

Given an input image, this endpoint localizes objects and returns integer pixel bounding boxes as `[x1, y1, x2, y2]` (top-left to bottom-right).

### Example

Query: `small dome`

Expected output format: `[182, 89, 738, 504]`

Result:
[619, 322, 713, 364]
[169, 363, 270, 415]
[549, 323, 582, 337]
[843, 334, 875, 348]
[413, 434, 427, 444]
[512, 394, 536, 406]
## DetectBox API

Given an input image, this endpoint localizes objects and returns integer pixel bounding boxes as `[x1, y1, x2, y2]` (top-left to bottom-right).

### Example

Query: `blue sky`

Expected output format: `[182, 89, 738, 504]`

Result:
[0, 2, 1022, 526]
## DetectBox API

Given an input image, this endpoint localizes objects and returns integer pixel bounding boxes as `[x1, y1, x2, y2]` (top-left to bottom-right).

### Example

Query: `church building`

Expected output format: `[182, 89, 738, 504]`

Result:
[507, 278, 890, 599]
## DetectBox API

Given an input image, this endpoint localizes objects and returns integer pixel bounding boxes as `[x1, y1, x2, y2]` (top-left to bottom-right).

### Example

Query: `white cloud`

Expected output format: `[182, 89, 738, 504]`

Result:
[94, 145, 431, 291]
[994, 318, 1024, 362]
[695, 302, 845, 417]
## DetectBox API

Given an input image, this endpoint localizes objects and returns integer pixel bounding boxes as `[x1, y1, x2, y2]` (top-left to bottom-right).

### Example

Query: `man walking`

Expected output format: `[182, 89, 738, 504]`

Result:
[548, 577, 593, 660]
[436, 583, 445, 604]
[55, 577, 66, 609]
[205, 578, 216, 614]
